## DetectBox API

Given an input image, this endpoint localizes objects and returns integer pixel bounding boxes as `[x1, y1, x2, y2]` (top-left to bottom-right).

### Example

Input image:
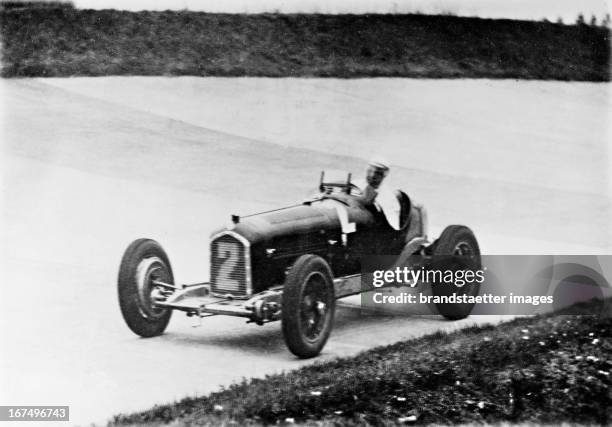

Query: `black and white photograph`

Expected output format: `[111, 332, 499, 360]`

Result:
[1, 0, 611, 425]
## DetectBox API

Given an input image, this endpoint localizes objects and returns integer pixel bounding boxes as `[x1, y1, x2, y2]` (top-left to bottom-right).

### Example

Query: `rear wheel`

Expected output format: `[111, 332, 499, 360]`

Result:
[282, 255, 335, 358]
[118, 239, 173, 337]
[430, 225, 481, 320]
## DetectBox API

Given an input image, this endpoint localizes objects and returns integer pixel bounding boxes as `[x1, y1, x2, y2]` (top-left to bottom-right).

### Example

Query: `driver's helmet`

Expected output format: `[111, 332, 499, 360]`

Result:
[367, 157, 390, 173]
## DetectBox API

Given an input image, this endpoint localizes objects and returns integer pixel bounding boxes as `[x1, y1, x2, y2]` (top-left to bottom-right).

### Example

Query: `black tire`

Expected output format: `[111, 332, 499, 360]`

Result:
[430, 225, 481, 320]
[281, 255, 335, 358]
[118, 239, 173, 337]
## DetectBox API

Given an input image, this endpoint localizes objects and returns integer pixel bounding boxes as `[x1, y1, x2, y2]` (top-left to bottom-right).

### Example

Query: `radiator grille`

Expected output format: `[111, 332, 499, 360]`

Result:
[210, 233, 250, 298]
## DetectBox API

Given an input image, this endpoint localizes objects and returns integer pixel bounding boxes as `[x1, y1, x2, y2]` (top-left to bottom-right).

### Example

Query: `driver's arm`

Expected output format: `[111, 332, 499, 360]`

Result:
[356, 185, 378, 206]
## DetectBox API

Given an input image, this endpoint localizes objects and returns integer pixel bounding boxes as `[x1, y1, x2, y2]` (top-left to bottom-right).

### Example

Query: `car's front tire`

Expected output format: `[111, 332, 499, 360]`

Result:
[281, 255, 335, 358]
[118, 239, 173, 337]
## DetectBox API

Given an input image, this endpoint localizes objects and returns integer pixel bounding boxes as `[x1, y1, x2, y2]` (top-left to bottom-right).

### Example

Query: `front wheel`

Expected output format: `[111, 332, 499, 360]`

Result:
[430, 225, 481, 320]
[281, 255, 336, 358]
[118, 239, 174, 337]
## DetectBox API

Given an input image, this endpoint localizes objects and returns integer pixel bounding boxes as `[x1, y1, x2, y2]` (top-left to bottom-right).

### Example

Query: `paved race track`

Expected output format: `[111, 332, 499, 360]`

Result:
[1, 77, 610, 425]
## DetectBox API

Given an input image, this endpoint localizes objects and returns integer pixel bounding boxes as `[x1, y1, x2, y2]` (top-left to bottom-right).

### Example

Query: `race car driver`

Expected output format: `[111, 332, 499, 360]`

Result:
[357, 158, 401, 230]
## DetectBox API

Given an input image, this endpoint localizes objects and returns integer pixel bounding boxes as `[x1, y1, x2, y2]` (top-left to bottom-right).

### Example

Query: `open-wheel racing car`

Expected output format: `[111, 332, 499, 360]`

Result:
[118, 172, 482, 358]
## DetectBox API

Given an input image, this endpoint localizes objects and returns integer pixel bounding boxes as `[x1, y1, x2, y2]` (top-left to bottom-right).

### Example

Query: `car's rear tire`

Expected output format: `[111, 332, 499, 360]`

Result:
[118, 239, 173, 337]
[430, 225, 481, 320]
[282, 255, 335, 358]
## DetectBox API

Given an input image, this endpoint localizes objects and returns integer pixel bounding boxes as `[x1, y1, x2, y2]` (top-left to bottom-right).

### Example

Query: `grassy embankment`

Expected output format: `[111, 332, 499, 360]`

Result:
[0, 2, 609, 80]
[111, 299, 611, 426]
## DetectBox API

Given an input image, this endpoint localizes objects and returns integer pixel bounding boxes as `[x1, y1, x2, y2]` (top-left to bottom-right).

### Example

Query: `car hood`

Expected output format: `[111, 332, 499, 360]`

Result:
[211, 200, 351, 246]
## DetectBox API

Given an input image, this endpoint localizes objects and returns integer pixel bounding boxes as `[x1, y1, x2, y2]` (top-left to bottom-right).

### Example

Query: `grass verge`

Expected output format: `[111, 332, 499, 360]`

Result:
[110, 298, 611, 426]
[0, 4, 610, 80]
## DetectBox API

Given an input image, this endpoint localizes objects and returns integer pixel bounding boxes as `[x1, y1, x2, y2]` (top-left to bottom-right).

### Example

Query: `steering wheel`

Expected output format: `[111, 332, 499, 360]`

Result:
[319, 183, 363, 196]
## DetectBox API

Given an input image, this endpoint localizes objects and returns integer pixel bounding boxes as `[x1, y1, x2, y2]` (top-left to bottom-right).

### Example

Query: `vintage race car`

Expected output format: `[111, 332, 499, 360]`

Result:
[118, 172, 481, 358]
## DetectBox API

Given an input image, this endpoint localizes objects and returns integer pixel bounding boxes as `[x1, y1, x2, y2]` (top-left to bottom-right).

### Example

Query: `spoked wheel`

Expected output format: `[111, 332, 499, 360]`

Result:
[118, 239, 174, 337]
[282, 255, 335, 358]
[430, 225, 482, 320]
[299, 274, 331, 341]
